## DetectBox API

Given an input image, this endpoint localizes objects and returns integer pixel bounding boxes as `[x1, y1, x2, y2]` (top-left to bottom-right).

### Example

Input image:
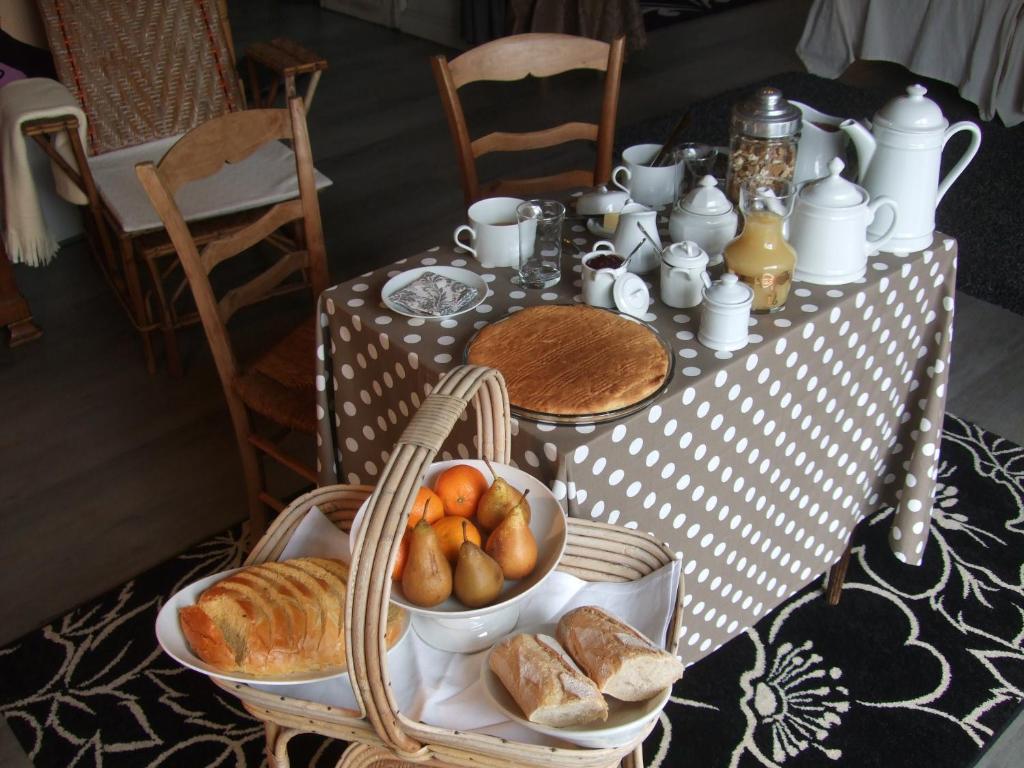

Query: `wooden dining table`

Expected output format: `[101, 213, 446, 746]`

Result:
[312, 201, 955, 664]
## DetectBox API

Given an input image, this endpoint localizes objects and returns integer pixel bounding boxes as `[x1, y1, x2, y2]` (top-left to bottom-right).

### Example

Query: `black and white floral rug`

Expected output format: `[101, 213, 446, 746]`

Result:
[2, 414, 1022, 767]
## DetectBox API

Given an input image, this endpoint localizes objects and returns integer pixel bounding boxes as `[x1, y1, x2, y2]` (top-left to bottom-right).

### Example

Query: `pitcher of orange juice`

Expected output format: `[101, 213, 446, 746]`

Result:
[723, 178, 797, 313]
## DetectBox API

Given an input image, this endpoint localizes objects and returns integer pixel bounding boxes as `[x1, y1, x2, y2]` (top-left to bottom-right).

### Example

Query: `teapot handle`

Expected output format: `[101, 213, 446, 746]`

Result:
[865, 196, 899, 254]
[936, 121, 982, 206]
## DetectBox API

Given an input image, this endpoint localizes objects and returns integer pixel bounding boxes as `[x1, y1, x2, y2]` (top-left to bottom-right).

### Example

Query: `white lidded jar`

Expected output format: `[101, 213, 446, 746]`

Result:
[660, 240, 709, 309]
[669, 175, 737, 274]
[698, 273, 754, 352]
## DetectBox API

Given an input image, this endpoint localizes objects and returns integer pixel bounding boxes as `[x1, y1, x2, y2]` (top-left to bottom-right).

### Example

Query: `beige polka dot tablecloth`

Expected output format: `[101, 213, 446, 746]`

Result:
[314, 224, 956, 664]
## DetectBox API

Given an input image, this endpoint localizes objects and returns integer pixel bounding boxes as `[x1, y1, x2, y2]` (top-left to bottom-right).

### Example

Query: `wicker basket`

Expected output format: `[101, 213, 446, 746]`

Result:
[215, 365, 685, 768]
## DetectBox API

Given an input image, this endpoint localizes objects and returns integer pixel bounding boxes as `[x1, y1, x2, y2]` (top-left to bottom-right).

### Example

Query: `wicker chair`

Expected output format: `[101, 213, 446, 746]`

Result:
[23, 0, 328, 376]
[135, 96, 328, 543]
[431, 33, 625, 205]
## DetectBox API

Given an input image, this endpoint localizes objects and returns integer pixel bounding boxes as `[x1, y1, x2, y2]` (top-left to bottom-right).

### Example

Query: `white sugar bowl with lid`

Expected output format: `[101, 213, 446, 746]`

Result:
[699, 273, 753, 351]
[669, 175, 738, 267]
[660, 241, 709, 309]
[789, 157, 899, 285]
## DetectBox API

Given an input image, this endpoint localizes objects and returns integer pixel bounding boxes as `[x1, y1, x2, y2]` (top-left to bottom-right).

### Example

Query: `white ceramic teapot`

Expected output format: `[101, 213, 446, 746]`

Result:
[789, 158, 899, 285]
[841, 84, 981, 252]
[660, 241, 709, 309]
[612, 202, 661, 274]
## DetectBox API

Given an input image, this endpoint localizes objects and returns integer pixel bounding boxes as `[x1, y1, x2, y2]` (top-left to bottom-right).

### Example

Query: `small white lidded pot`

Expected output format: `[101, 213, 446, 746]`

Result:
[669, 175, 738, 270]
[660, 241, 709, 309]
[581, 241, 627, 308]
[699, 273, 754, 351]
[581, 240, 651, 319]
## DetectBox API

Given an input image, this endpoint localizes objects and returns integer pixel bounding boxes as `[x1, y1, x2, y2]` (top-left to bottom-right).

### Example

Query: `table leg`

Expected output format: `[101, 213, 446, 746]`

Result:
[0, 243, 43, 347]
[825, 541, 853, 606]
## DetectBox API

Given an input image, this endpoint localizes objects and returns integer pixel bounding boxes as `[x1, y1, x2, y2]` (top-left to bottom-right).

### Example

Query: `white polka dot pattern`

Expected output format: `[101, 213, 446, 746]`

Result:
[313, 230, 956, 665]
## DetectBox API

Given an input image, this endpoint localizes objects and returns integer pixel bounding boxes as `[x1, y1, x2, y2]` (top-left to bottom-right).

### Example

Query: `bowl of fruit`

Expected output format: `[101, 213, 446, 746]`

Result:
[350, 459, 567, 653]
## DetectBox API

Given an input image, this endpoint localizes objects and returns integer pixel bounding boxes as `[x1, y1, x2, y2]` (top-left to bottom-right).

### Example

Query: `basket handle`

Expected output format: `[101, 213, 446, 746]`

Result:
[344, 364, 510, 754]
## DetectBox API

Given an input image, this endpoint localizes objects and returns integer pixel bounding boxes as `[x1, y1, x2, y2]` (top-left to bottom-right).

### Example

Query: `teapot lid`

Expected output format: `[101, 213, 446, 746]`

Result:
[797, 158, 865, 207]
[663, 240, 709, 268]
[704, 273, 753, 306]
[679, 175, 734, 215]
[613, 273, 650, 318]
[874, 84, 947, 132]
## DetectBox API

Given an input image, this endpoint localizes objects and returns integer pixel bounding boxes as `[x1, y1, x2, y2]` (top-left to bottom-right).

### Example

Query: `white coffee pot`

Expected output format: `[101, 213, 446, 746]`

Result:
[612, 202, 661, 274]
[841, 84, 981, 252]
[789, 158, 899, 285]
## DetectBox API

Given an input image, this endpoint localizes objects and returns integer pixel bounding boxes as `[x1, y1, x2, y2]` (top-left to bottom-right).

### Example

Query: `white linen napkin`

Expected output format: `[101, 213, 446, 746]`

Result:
[255, 506, 681, 747]
[0, 78, 88, 266]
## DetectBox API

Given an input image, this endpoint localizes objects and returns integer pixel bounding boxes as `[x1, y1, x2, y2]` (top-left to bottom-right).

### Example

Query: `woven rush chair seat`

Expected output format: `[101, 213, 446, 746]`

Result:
[204, 365, 684, 768]
[234, 318, 318, 434]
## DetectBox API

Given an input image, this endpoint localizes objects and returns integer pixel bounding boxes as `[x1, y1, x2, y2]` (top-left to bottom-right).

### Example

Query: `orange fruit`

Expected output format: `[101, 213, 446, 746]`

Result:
[392, 530, 410, 580]
[407, 486, 444, 530]
[434, 464, 489, 517]
[432, 516, 482, 563]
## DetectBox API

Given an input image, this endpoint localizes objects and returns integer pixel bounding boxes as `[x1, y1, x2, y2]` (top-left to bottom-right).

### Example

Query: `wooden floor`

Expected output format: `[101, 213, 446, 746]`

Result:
[2, 1, 1022, 765]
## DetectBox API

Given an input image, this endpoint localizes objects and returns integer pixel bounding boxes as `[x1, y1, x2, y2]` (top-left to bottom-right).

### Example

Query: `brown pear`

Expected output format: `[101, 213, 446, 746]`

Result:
[401, 519, 452, 607]
[476, 478, 532, 531]
[454, 522, 505, 608]
[484, 506, 537, 580]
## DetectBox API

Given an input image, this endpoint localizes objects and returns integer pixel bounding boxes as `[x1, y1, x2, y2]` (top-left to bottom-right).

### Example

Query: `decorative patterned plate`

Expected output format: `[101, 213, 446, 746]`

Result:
[382, 266, 487, 319]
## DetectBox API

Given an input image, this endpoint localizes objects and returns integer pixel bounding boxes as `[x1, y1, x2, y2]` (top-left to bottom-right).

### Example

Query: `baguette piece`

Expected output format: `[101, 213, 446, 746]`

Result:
[556, 606, 683, 702]
[178, 557, 403, 676]
[489, 633, 608, 727]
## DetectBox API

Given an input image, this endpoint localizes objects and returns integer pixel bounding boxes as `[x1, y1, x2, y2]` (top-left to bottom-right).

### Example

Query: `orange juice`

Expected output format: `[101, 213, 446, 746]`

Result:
[723, 211, 796, 313]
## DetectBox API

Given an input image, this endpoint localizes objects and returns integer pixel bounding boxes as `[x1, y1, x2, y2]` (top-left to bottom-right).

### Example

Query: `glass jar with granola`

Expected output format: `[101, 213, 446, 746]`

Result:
[725, 87, 801, 204]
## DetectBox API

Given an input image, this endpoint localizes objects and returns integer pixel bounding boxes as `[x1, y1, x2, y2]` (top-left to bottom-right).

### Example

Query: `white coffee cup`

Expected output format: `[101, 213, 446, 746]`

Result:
[611, 143, 684, 209]
[581, 240, 626, 308]
[660, 241, 709, 309]
[453, 196, 525, 268]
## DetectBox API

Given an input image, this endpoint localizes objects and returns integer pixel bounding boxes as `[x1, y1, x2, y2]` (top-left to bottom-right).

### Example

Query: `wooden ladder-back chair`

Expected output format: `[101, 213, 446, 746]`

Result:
[432, 33, 625, 205]
[24, 0, 328, 376]
[136, 96, 328, 544]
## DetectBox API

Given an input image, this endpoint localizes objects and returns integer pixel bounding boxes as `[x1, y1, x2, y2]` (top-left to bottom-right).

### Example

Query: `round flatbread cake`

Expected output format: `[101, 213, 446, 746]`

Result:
[467, 305, 669, 415]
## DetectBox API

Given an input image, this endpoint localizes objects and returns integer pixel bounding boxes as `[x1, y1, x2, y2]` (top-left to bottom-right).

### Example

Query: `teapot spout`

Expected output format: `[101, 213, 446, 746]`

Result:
[840, 119, 875, 182]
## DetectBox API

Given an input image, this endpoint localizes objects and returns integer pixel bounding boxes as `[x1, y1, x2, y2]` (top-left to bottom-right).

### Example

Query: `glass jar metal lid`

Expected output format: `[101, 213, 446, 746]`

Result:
[731, 86, 802, 139]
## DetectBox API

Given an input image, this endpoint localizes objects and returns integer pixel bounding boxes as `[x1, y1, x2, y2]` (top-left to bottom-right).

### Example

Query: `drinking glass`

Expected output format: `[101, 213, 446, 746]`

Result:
[514, 199, 565, 288]
[675, 143, 722, 195]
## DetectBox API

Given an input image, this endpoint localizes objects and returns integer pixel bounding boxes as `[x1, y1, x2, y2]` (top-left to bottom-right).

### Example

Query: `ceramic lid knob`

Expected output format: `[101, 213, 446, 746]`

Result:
[705, 273, 753, 306]
[874, 84, 947, 132]
[680, 175, 734, 216]
[798, 157, 865, 207]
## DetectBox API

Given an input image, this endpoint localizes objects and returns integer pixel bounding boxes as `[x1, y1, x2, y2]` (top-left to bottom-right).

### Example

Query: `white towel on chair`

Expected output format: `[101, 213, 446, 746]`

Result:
[0, 78, 89, 266]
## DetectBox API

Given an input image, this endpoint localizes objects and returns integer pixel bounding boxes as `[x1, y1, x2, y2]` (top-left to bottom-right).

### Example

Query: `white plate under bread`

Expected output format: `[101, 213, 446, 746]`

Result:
[480, 624, 670, 749]
[156, 567, 411, 685]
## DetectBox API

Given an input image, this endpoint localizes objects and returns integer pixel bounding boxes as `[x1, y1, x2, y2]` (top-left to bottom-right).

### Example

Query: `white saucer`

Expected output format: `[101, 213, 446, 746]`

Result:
[480, 624, 670, 749]
[381, 266, 487, 320]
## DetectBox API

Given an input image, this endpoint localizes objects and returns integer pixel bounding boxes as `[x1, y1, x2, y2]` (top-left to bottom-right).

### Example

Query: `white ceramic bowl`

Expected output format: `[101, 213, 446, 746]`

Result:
[349, 459, 568, 653]
[480, 627, 670, 749]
